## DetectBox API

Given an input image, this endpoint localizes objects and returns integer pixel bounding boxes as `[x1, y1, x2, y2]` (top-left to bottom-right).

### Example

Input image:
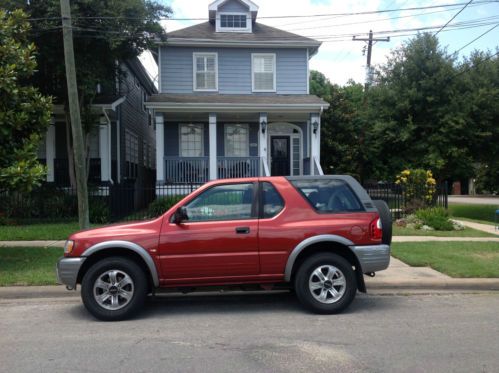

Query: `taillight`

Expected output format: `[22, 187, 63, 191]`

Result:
[370, 217, 383, 240]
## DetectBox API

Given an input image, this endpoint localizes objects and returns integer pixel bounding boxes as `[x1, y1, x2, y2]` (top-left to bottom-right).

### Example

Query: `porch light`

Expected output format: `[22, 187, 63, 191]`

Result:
[312, 120, 319, 134]
[260, 120, 267, 134]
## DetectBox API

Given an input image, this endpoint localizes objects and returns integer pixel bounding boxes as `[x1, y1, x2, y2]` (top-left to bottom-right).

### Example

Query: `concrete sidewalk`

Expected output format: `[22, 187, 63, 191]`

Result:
[0, 240, 65, 248]
[365, 257, 499, 291]
[454, 219, 498, 236]
[393, 236, 499, 242]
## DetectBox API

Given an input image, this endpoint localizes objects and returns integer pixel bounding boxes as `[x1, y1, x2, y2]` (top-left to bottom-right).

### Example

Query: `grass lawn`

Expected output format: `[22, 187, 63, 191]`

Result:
[449, 204, 498, 225]
[0, 222, 85, 241]
[0, 247, 62, 286]
[393, 225, 495, 237]
[391, 242, 499, 278]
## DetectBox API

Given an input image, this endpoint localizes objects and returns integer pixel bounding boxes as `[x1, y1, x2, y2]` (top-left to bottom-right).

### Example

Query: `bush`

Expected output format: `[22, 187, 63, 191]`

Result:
[415, 207, 454, 231]
[147, 195, 184, 217]
[89, 198, 111, 224]
[396, 169, 437, 213]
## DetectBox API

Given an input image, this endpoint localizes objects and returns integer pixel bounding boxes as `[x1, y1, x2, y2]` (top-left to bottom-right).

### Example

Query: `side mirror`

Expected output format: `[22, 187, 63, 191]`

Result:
[173, 206, 188, 224]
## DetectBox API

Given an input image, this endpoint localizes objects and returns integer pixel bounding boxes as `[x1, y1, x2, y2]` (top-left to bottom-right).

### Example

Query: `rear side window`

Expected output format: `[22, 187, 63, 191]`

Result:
[261, 182, 284, 218]
[291, 179, 364, 213]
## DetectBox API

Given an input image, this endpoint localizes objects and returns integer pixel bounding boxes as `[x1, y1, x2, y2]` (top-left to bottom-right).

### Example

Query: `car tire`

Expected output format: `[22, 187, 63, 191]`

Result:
[372, 199, 392, 245]
[81, 257, 147, 321]
[294, 253, 357, 314]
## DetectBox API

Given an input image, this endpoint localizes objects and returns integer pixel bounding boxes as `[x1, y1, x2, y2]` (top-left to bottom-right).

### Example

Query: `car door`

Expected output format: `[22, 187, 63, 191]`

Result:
[158, 182, 259, 284]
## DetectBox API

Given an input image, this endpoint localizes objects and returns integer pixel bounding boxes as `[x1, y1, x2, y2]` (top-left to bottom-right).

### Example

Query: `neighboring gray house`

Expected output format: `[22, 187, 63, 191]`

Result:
[147, 0, 329, 190]
[38, 58, 157, 189]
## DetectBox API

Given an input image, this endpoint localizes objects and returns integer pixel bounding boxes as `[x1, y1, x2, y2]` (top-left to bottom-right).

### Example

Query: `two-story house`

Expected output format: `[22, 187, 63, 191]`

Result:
[38, 57, 157, 190]
[147, 0, 329, 192]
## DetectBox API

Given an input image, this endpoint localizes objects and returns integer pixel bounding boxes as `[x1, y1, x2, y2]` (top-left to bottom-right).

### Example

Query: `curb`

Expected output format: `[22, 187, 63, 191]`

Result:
[2, 281, 499, 300]
[367, 279, 499, 291]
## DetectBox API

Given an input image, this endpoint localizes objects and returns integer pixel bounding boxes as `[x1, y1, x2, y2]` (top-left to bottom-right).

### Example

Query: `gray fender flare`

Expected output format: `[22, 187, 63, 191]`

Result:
[82, 240, 159, 287]
[284, 235, 355, 282]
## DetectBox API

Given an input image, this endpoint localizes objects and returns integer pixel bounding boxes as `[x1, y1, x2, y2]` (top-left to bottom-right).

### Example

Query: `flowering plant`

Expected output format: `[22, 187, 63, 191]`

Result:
[396, 169, 437, 212]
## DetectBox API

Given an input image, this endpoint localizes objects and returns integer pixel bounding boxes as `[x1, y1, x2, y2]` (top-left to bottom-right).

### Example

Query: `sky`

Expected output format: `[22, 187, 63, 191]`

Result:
[140, 0, 499, 86]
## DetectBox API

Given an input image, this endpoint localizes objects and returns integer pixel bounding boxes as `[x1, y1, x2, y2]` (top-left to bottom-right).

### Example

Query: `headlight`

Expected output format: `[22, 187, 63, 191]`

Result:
[64, 240, 75, 255]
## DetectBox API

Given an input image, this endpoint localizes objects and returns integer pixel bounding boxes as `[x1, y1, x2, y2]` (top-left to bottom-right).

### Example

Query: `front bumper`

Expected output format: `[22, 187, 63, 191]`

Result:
[351, 244, 390, 273]
[56, 257, 86, 289]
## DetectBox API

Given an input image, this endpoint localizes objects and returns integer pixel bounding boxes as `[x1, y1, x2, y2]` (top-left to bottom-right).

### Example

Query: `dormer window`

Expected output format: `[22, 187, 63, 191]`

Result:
[220, 14, 246, 29]
[216, 12, 252, 32]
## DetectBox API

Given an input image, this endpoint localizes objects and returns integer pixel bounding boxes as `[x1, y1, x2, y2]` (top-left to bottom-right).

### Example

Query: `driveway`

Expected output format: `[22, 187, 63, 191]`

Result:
[1, 291, 499, 372]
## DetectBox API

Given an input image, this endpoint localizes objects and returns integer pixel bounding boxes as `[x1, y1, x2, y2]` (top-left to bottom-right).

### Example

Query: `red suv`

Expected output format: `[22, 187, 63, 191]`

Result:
[57, 176, 391, 321]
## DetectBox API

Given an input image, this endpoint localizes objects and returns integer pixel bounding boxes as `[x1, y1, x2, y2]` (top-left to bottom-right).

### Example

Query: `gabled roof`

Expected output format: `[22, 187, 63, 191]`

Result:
[164, 21, 321, 54]
[208, 0, 258, 21]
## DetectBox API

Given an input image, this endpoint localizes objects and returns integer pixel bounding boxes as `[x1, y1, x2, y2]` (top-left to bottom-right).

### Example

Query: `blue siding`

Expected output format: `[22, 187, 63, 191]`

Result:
[219, 0, 249, 12]
[160, 47, 308, 94]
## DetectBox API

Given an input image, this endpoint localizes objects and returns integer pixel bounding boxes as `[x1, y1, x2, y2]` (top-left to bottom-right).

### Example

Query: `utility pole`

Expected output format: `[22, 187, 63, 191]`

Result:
[60, 0, 90, 229]
[353, 30, 390, 88]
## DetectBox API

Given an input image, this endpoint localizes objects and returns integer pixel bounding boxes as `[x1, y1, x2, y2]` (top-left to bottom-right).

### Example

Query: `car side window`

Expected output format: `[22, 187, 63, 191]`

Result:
[184, 183, 255, 222]
[291, 179, 364, 213]
[261, 182, 284, 218]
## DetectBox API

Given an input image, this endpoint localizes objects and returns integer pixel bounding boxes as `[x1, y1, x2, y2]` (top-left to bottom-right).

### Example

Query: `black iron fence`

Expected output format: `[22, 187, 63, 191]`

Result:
[363, 182, 448, 219]
[0, 180, 447, 225]
[0, 183, 203, 224]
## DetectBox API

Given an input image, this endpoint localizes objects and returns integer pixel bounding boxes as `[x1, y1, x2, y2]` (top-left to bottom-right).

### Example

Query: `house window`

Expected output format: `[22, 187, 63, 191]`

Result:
[180, 123, 204, 157]
[193, 53, 217, 91]
[220, 14, 247, 28]
[125, 129, 139, 179]
[252, 53, 276, 92]
[225, 124, 249, 157]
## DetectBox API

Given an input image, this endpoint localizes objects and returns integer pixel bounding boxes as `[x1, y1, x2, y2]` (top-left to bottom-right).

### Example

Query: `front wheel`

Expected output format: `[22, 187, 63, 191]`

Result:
[81, 257, 147, 321]
[294, 253, 357, 314]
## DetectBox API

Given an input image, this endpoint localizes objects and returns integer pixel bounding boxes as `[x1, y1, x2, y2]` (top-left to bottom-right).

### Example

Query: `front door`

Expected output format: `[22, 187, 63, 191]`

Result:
[270, 136, 290, 176]
[158, 182, 259, 285]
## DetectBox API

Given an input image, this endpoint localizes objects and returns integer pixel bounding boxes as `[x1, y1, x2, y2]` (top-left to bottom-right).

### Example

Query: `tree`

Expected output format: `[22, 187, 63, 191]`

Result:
[310, 71, 376, 181]
[457, 50, 499, 193]
[0, 9, 52, 193]
[5, 0, 171, 186]
[370, 33, 473, 181]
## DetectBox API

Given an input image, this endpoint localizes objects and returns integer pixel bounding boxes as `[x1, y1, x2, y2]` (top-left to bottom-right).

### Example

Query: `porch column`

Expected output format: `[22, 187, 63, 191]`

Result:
[46, 121, 56, 182]
[310, 113, 321, 175]
[99, 122, 111, 182]
[259, 112, 268, 175]
[209, 113, 217, 180]
[155, 114, 164, 183]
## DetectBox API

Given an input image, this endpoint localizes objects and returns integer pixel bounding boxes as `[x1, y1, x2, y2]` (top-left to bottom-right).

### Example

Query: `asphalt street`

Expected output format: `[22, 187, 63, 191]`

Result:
[1, 291, 498, 373]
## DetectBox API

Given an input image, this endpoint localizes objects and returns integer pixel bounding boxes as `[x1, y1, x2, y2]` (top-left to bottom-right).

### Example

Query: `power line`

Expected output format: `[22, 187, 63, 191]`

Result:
[25, 1, 498, 22]
[455, 23, 499, 52]
[435, 0, 474, 36]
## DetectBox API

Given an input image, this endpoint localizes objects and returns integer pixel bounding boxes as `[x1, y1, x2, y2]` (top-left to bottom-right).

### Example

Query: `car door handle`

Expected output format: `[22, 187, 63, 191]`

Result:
[235, 227, 250, 234]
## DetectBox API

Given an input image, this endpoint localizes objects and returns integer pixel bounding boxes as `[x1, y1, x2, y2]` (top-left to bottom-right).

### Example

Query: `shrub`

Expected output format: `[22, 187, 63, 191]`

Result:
[147, 195, 184, 217]
[415, 207, 454, 231]
[89, 198, 111, 224]
[396, 169, 437, 213]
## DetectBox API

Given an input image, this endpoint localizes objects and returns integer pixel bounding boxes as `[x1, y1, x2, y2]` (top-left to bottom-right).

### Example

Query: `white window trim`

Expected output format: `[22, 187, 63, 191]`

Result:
[252, 53, 276, 93]
[224, 123, 250, 157]
[179, 123, 205, 157]
[193, 52, 218, 92]
[216, 12, 252, 33]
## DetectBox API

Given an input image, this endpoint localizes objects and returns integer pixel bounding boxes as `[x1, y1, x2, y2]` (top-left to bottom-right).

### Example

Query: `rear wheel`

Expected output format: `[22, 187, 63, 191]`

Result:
[81, 257, 147, 321]
[294, 253, 357, 314]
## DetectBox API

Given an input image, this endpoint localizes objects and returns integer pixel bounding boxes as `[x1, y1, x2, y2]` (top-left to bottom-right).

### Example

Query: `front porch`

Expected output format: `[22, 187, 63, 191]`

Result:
[149, 94, 328, 187]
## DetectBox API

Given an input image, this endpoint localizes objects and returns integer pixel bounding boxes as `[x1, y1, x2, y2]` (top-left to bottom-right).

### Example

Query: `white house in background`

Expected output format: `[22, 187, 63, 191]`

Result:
[146, 0, 329, 191]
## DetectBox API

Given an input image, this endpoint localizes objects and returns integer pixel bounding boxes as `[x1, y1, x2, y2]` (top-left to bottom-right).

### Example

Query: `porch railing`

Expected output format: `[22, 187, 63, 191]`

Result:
[217, 157, 260, 179]
[164, 157, 209, 184]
